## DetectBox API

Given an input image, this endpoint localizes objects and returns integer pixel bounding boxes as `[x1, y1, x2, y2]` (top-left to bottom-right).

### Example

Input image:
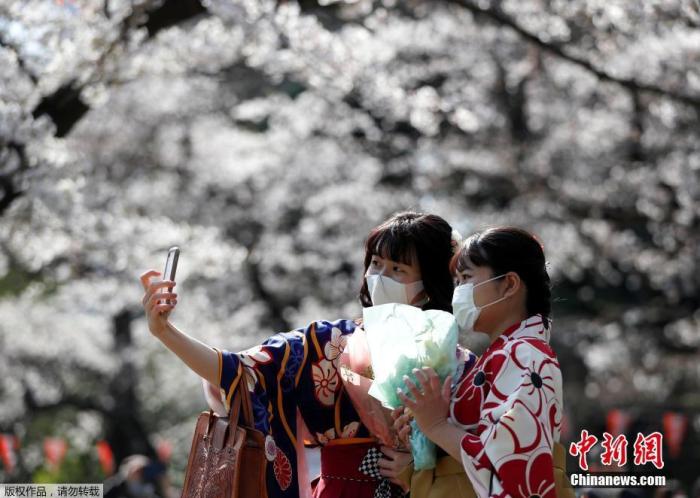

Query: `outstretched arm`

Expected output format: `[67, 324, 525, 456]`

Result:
[140, 269, 219, 386]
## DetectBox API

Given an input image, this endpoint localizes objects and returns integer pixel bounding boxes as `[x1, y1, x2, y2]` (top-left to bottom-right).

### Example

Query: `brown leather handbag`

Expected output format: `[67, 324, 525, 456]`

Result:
[181, 373, 267, 498]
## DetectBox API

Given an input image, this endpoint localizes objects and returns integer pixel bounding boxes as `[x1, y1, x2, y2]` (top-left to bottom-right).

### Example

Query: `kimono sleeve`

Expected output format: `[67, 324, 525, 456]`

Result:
[212, 333, 296, 416]
[211, 318, 358, 418]
[459, 341, 563, 498]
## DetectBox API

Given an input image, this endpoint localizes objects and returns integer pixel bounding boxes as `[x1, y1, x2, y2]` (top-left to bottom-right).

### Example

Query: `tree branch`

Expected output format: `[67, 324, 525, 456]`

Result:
[32, 80, 90, 138]
[31, 0, 209, 137]
[23, 385, 109, 415]
[446, 0, 700, 108]
[0, 142, 28, 216]
[0, 33, 38, 84]
[140, 0, 206, 37]
[244, 244, 292, 333]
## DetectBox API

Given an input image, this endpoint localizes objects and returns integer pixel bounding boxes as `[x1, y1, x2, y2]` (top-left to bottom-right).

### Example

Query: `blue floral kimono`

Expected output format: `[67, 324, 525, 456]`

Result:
[213, 319, 369, 498]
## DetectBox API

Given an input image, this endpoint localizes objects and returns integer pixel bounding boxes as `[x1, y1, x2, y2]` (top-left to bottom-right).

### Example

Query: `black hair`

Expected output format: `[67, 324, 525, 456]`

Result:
[359, 211, 455, 313]
[451, 226, 552, 327]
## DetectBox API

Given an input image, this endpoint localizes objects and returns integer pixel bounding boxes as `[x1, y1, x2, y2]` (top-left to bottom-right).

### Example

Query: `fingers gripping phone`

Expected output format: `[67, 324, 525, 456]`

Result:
[162, 246, 179, 305]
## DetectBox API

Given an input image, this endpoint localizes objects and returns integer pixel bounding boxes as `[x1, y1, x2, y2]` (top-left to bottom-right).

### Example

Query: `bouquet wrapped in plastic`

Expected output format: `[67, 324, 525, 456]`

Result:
[363, 303, 459, 470]
[338, 327, 398, 448]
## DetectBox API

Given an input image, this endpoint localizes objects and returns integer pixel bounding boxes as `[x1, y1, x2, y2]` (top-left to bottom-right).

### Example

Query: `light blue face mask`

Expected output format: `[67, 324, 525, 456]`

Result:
[451, 274, 507, 332]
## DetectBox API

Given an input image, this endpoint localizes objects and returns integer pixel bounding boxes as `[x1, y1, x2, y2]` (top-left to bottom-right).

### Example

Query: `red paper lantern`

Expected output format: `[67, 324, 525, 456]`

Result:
[606, 409, 632, 437]
[0, 434, 19, 473]
[96, 440, 115, 475]
[43, 438, 68, 469]
[662, 411, 688, 459]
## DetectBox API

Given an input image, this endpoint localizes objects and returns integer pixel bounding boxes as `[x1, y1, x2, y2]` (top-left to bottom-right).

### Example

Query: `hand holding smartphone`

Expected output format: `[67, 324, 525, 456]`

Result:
[161, 246, 180, 305]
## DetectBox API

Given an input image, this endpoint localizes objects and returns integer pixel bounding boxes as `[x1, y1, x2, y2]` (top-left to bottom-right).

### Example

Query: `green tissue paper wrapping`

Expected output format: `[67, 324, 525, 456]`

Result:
[363, 303, 458, 470]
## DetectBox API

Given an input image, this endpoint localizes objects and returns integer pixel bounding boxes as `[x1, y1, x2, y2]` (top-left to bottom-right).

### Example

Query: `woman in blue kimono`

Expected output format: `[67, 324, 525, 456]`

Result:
[139, 211, 456, 498]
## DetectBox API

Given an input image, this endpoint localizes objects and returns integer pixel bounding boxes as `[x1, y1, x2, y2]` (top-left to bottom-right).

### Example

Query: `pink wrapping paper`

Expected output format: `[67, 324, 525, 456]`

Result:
[338, 327, 400, 448]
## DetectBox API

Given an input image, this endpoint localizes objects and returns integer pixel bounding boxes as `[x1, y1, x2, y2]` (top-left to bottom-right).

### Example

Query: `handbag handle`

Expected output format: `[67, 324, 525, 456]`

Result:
[225, 366, 253, 431]
[211, 367, 255, 449]
[226, 384, 244, 434]
[205, 408, 217, 435]
[239, 369, 256, 428]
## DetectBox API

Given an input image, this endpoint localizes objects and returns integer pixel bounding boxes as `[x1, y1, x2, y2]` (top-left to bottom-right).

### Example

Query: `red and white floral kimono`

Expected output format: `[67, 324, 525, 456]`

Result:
[450, 314, 563, 498]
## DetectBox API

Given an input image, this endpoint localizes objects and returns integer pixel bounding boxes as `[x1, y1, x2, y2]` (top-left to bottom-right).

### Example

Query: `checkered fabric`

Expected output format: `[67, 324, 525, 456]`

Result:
[358, 447, 382, 479]
[374, 479, 392, 498]
[357, 447, 399, 498]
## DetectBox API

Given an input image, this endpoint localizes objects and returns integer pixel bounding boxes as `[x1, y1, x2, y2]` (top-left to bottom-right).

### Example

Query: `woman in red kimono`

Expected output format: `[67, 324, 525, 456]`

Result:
[396, 226, 567, 498]
[139, 211, 457, 498]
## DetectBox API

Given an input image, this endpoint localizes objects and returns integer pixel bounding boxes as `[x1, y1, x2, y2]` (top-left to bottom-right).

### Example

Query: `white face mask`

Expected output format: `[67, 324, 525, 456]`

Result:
[366, 274, 426, 307]
[452, 274, 508, 333]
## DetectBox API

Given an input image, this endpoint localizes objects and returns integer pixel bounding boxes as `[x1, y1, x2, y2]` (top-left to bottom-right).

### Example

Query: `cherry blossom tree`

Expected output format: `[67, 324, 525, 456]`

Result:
[1, 0, 698, 486]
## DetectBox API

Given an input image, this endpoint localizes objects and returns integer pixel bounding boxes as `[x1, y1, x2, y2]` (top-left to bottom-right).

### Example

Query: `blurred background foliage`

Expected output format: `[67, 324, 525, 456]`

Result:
[1, 0, 699, 491]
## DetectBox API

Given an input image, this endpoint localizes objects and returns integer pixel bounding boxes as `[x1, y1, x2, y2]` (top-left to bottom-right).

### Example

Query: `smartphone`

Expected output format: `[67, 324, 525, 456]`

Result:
[162, 246, 180, 305]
